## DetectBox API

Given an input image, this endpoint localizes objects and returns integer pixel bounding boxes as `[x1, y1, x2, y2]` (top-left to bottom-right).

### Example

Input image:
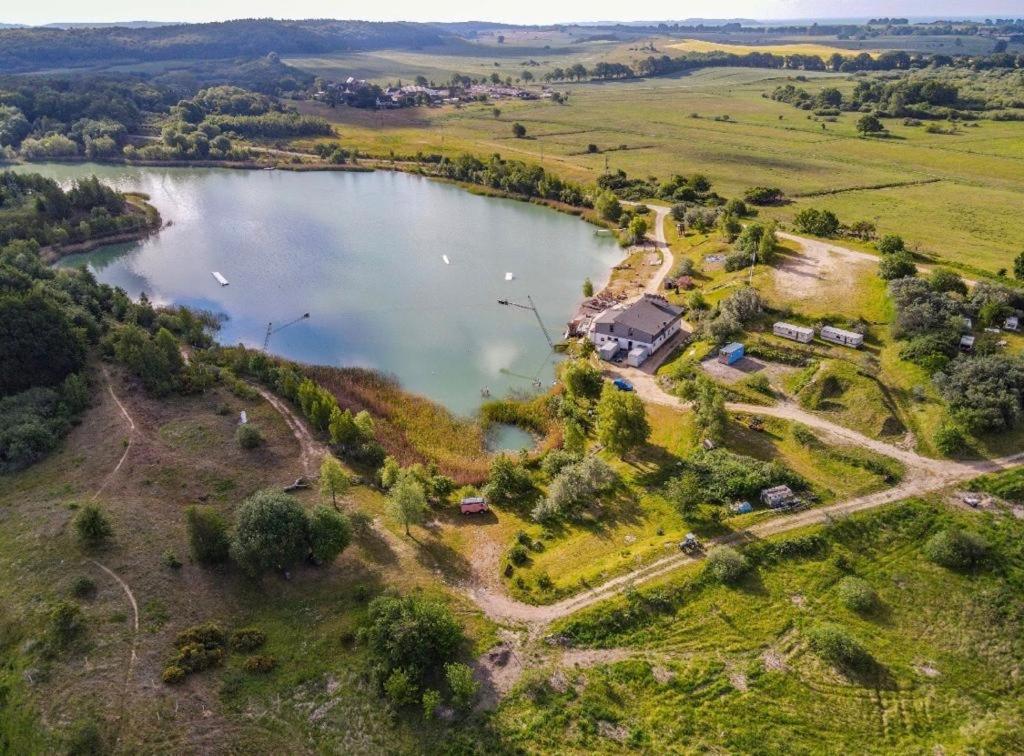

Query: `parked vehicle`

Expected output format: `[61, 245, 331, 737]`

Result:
[679, 533, 701, 553]
[459, 497, 489, 514]
[612, 378, 633, 391]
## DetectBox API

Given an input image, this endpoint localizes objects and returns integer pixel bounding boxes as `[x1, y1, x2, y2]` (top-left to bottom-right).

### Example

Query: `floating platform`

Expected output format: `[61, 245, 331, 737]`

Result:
[505, 272, 515, 281]
[442, 254, 451, 265]
[212, 271, 229, 286]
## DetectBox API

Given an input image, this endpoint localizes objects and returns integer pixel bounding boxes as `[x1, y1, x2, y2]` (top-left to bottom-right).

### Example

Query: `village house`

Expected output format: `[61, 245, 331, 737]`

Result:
[590, 294, 684, 366]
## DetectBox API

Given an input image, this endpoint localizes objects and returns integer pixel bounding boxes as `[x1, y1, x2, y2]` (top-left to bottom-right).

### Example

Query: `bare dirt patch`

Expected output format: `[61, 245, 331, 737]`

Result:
[772, 233, 876, 308]
[700, 355, 797, 386]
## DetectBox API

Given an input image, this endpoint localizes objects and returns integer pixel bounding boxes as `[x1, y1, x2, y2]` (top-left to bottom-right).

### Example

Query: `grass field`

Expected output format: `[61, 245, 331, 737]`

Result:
[667, 38, 882, 57]
[497, 499, 1024, 753]
[289, 66, 1024, 273]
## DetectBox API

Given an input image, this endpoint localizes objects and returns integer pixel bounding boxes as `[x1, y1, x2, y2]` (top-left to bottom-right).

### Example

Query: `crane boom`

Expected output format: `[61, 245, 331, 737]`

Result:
[496, 295, 554, 349]
[263, 312, 311, 351]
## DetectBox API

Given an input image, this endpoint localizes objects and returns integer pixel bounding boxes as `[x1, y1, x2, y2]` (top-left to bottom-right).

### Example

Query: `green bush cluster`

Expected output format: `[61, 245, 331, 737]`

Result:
[836, 576, 879, 613]
[163, 623, 227, 684]
[923, 528, 991, 570]
[703, 546, 750, 585]
[807, 622, 873, 672]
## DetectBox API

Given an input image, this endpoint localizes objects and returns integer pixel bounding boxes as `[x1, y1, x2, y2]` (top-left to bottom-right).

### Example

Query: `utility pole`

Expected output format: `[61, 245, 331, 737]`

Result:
[263, 312, 311, 352]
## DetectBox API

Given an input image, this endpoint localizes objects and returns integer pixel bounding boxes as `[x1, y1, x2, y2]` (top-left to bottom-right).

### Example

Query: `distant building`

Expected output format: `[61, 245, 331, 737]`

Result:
[819, 325, 864, 349]
[590, 294, 684, 366]
[773, 321, 814, 343]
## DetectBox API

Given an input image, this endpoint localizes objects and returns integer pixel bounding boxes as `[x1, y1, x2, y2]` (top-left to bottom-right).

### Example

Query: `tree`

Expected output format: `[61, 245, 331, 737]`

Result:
[923, 528, 990, 570]
[596, 384, 650, 457]
[792, 208, 840, 237]
[626, 215, 648, 245]
[934, 354, 1024, 432]
[511, 122, 526, 138]
[1014, 252, 1024, 281]
[422, 689, 441, 720]
[807, 622, 872, 672]
[582, 277, 594, 297]
[0, 291, 86, 397]
[230, 490, 309, 575]
[533, 456, 616, 521]
[876, 234, 905, 254]
[561, 359, 603, 400]
[878, 252, 917, 280]
[929, 268, 967, 295]
[389, 476, 427, 536]
[319, 456, 350, 509]
[306, 505, 352, 565]
[693, 377, 727, 443]
[665, 471, 703, 516]
[364, 594, 462, 682]
[704, 545, 749, 584]
[491, 107, 501, 119]
[594, 191, 622, 222]
[445, 662, 479, 711]
[483, 454, 536, 507]
[185, 505, 231, 564]
[856, 114, 885, 135]
[74, 504, 113, 547]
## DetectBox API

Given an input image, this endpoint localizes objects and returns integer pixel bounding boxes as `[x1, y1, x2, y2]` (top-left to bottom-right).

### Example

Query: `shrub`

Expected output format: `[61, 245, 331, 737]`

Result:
[793, 208, 839, 237]
[63, 719, 106, 755]
[836, 576, 878, 613]
[231, 627, 266, 653]
[878, 252, 917, 280]
[185, 505, 231, 565]
[242, 654, 277, 674]
[176, 622, 227, 650]
[923, 529, 991, 570]
[508, 544, 530, 566]
[161, 550, 183, 570]
[704, 546, 750, 584]
[48, 600, 84, 650]
[162, 665, 186, 684]
[230, 490, 309, 575]
[933, 422, 967, 457]
[73, 504, 112, 547]
[422, 688, 441, 720]
[363, 595, 462, 683]
[445, 662, 479, 712]
[70, 576, 97, 599]
[306, 505, 352, 565]
[235, 423, 262, 449]
[807, 622, 872, 672]
[384, 668, 417, 706]
[876, 234, 905, 254]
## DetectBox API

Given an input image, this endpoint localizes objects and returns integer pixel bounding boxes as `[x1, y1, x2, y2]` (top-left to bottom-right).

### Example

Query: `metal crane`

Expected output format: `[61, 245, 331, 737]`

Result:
[263, 312, 310, 351]
[497, 295, 554, 350]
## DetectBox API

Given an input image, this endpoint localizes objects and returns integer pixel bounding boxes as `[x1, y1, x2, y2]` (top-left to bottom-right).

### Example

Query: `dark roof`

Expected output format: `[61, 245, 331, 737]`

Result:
[593, 295, 683, 343]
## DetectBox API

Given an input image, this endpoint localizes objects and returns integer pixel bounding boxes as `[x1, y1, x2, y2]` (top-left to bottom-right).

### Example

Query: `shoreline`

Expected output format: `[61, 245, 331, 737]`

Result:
[37, 195, 163, 264]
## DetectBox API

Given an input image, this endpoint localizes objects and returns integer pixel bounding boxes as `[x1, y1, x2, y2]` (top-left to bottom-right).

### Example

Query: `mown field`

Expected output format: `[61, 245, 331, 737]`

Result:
[494, 499, 1024, 754]
[289, 66, 1024, 273]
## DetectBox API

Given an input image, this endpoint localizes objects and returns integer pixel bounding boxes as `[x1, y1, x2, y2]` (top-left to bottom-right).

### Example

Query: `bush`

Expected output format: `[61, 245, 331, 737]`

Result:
[933, 422, 967, 457]
[878, 252, 917, 280]
[230, 490, 309, 576]
[48, 600, 84, 650]
[242, 654, 277, 674]
[807, 622, 872, 672]
[445, 661, 479, 712]
[508, 544, 530, 566]
[422, 688, 441, 720]
[363, 595, 462, 683]
[704, 546, 750, 584]
[185, 505, 231, 565]
[231, 627, 267, 653]
[793, 208, 839, 237]
[306, 505, 352, 565]
[384, 668, 418, 706]
[923, 529, 991, 570]
[876, 234, 905, 254]
[161, 549, 183, 569]
[73, 504, 113, 548]
[162, 665, 186, 684]
[836, 576, 878, 613]
[70, 576, 97, 599]
[235, 423, 263, 450]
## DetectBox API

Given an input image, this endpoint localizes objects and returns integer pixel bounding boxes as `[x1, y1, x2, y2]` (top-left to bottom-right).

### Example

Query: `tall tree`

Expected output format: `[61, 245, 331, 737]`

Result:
[389, 476, 427, 536]
[596, 384, 650, 457]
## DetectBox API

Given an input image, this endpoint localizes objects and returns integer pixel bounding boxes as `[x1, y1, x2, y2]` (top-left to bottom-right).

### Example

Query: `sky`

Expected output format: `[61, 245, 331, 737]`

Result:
[3, 0, 1020, 26]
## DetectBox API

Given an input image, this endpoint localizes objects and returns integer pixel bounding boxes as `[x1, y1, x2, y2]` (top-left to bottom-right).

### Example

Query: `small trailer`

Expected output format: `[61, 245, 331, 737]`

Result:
[719, 342, 745, 365]
[773, 321, 814, 344]
[460, 497, 489, 515]
[819, 325, 863, 349]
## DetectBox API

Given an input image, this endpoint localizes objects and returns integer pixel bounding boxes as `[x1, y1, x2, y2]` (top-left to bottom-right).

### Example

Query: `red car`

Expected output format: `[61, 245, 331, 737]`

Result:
[460, 497, 489, 514]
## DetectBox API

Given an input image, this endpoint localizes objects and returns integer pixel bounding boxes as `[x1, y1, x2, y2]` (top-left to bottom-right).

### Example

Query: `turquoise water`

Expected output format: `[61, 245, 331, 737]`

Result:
[33, 164, 621, 415]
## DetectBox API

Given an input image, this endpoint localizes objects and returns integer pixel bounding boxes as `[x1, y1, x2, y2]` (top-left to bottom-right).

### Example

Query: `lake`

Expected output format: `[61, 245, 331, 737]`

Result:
[30, 164, 621, 415]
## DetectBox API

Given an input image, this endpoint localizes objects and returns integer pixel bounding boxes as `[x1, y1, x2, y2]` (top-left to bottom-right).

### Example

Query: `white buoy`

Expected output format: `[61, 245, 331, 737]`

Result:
[212, 271, 229, 286]
[442, 254, 451, 265]
[505, 272, 515, 281]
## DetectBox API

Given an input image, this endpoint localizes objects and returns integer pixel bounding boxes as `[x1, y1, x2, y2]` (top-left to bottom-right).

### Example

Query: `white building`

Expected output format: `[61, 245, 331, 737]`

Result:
[591, 294, 684, 366]
[819, 325, 864, 348]
[773, 321, 814, 343]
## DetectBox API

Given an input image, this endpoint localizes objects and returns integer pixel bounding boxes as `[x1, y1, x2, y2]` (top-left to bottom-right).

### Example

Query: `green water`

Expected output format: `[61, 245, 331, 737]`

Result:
[34, 163, 621, 415]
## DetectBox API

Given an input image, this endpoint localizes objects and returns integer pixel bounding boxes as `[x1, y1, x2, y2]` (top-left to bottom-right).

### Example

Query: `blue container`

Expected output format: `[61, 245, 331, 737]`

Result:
[719, 342, 745, 365]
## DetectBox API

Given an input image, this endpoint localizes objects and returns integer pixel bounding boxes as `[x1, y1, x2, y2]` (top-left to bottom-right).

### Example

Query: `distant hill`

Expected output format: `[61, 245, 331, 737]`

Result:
[41, 21, 182, 29]
[0, 18, 453, 73]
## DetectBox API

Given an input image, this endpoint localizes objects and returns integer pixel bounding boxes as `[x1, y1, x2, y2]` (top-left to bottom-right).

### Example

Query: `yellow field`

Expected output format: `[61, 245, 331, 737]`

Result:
[668, 38, 880, 58]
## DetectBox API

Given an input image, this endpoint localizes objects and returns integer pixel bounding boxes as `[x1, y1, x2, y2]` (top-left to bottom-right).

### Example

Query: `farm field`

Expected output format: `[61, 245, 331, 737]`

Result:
[496, 499, 1024, 754]
[290, 66, 1024, 273]
[667, 38, 883, 57]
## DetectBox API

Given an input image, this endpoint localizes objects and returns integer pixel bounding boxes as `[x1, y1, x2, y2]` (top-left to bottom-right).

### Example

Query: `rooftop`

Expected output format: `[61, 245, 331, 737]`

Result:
[594, 295, 683, 340]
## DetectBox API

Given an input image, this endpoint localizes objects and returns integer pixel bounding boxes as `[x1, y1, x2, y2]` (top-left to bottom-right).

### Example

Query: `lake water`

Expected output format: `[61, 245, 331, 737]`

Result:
[30, 164, 621, 415]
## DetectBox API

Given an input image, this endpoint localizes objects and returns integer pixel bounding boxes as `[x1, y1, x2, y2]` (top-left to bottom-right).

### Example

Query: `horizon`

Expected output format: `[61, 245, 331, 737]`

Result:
[3, 3, 1022, 28]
